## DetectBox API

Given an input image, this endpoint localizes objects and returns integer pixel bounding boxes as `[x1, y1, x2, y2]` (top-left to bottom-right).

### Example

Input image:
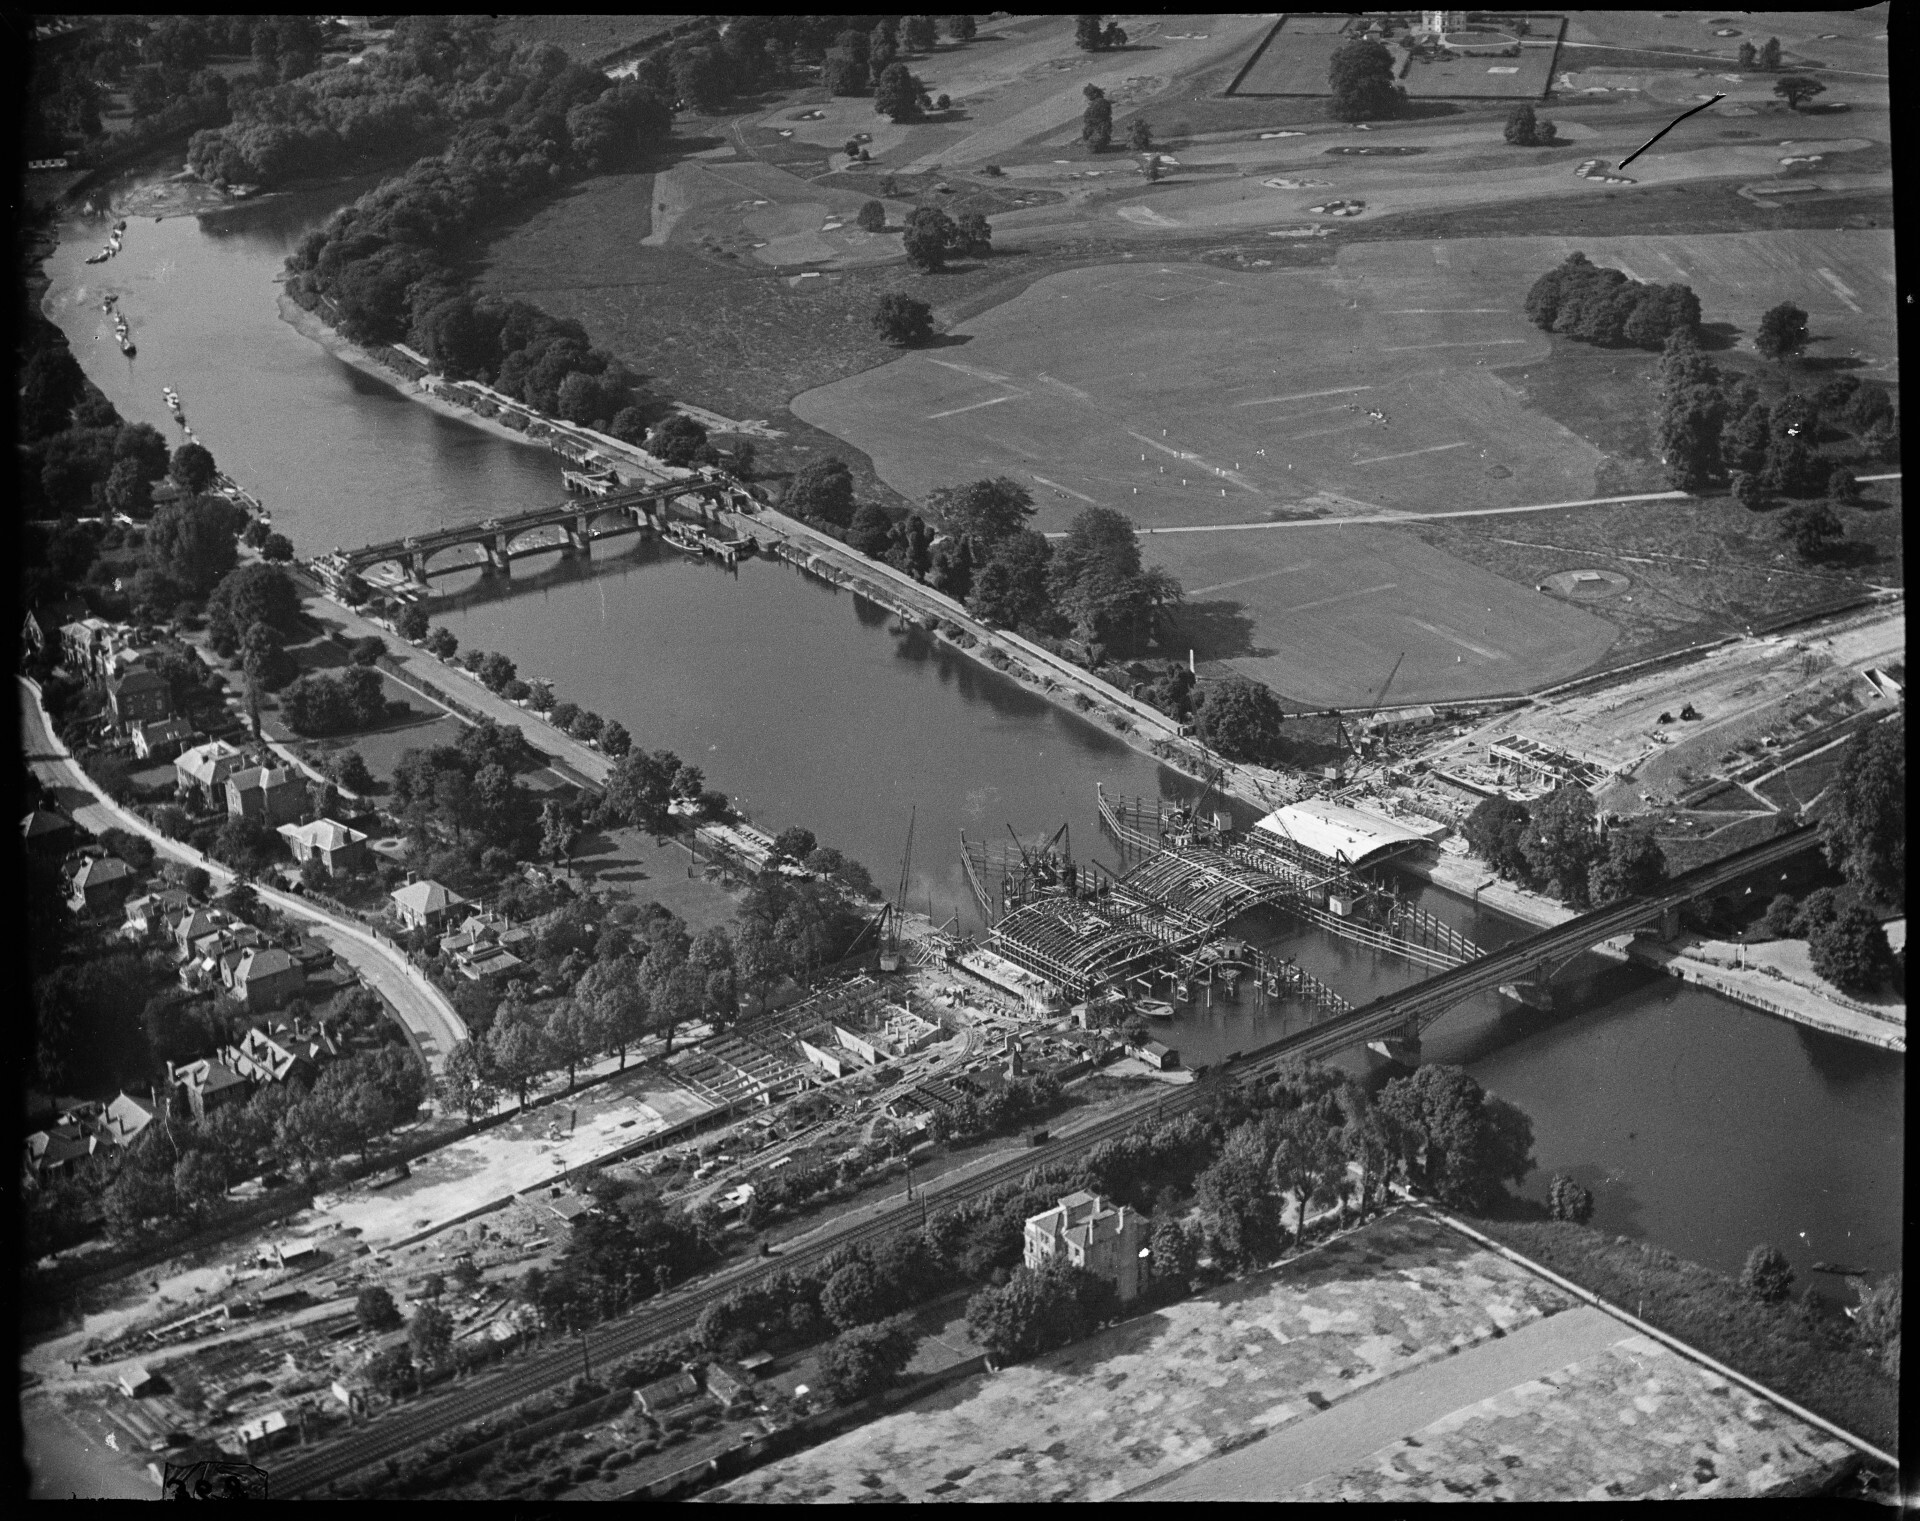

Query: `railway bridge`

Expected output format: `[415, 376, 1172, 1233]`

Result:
[1234, 825, 1819, 1069]
[313, 476, 742, 585]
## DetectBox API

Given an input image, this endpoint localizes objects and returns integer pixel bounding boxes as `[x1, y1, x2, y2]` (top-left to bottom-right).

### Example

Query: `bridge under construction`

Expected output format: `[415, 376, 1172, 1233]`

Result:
[1097, 785, 1484, 973]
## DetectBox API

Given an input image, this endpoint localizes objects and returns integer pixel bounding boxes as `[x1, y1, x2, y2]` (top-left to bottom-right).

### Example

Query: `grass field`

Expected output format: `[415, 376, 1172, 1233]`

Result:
[1151, 523, 1619, 706]
[1231, 14, 1560, 101]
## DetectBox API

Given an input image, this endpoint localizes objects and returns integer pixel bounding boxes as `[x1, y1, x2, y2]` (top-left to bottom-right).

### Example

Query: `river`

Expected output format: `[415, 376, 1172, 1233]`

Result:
[41, 177, 1902, 1295]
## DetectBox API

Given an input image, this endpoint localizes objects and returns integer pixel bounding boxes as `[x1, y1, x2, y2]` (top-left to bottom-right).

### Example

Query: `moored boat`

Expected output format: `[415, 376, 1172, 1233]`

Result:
[662, 522, 707, 556]
[1136, 999, 1176, 1020]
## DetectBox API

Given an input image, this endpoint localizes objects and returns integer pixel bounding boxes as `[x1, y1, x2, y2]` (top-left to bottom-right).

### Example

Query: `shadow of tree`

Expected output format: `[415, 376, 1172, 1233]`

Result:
[1697, 321, 1741, 352]
[1163, 600, 1264, 661]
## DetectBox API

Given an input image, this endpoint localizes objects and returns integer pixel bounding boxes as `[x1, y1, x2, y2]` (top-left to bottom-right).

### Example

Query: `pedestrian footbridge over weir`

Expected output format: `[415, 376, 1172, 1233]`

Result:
[311, 476, 747, 588]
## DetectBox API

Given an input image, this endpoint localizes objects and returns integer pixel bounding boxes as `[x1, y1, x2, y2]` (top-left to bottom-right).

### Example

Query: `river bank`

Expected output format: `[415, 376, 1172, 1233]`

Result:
[1623, 934, 1905, 1054]
[272, 295, 1335, 838]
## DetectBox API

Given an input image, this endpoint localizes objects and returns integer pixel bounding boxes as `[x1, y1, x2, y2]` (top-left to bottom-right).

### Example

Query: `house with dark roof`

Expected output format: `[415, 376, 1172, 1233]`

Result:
[23, 1121, 99, 1191]
[132, 716, 199, 763]
[22, 808, 77, 858]
[123, 886, 195, 941]
[69, 855, 136, 917]
[170, 1058, 252, 1121]
[61, 617, 114, 676]
[222, 1026, 322, 1089]
[222, 946, 306, 1009]
[107, 667, 172, 729]
[703, 1360, 756, 1408]
[23, 595, 88, 657]
[277, 818, 371, 877]
[390, 878, 466, 932]
[226, 764, 308, 827]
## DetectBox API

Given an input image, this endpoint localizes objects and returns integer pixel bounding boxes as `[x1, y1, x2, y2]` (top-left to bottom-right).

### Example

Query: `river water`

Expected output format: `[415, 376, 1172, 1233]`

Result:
[42, 180, 1902, 1293]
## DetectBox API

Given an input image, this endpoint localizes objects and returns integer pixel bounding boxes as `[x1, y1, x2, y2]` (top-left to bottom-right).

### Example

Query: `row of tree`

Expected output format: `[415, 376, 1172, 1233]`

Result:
[1656, 327, 1897, 496]
[1463, 786, 1669, 909]
[102, 1044, 428, 1239]
[1525, 252, 1703, 351]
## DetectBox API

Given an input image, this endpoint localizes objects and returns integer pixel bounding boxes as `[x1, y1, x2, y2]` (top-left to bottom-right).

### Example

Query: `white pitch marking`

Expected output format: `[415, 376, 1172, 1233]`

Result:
[927, 358, 1018, 383]
[1404, 617, 1505, 660]
[1187, 561, 1317, 598]
[1379, 340, 1529, 351]
[1352, 441, 1471, 465]
[1287, 581, 1400, 614]
[927, 395, 1021, 419]
[1381, 308, 1509, 314]
[1815, 268, 1862, 312]
[1031, 475, 1098, 503]
[1233, 384, 1373, 408]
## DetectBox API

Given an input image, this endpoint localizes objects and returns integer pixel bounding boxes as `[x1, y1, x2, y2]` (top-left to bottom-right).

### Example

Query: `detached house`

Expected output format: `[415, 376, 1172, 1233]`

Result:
[22, 808, 77, 859]
[69, 855, 136, 917]
[107, 667, 172, 729]
[100, 1091, 160, 1148]
[132, 716, 199, 763]
[222, 946, 306, 1009]
[227, 765, 308, 827]
[1024, 1190, 1148, 1304]
[438, 912, 532, 980]
[222, 1026, 320, 1090]
[390, 878, 467, 933]
[169, 1058, 252, 1121]
[277, 818, 371, 877]
[176, 738, 245, 800]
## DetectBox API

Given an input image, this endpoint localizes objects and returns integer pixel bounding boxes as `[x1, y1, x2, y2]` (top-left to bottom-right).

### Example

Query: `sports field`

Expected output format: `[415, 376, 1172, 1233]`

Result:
[1149, 524, 1617, 706]
[1232, 14, 1560, 101]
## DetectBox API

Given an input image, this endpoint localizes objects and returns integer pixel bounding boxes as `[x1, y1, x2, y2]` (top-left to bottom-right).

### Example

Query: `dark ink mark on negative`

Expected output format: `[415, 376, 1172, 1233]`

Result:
[162, 1459, 270, 1499]
[1618, 97, 1726, 170]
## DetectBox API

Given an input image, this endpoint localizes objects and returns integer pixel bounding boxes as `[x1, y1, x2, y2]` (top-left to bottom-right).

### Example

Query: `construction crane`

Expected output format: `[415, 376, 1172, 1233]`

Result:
[880, 806, 915, 970]
[1357, 650, 1407, 760]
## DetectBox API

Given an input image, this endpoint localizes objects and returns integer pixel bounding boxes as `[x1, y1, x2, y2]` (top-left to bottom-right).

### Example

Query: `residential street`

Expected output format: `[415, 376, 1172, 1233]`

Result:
[19, 677, 466, 1072]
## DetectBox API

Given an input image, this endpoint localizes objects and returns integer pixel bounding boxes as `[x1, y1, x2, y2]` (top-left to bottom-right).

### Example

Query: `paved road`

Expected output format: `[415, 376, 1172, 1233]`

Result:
[1137, 1306, 1629, 1500]
[19, 678, 465, 1071]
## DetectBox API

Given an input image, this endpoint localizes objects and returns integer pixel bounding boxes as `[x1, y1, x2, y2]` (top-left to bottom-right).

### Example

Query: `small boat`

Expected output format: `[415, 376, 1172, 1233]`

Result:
[1136, 1000, 1176, 1020]
[120, 339, 136, 357]
[85, 250, 110, 265]
[1812, 1262, 1869, 1277]
[114, 219, 127, 232]
[662, 522, 707, 556]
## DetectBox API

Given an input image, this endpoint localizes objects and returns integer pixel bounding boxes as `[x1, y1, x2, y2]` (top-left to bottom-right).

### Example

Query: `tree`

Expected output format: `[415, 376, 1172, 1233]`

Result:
[773, 826, 817, 863]
[169, 442, 218, 495]
[409, 1301, 455, 1370]
[1854, 1273, 1900, 1378]
[1271, 1107, 1347, 1242]
[488, 999, 552, 1110]
[260, 531, 294, 562]
[1146, 1215, 1196, 1292]
[1736, 40, 1756, 69]
[927, 477, 1036, 554]
[1779, 502, 1844, 561]
[1547, 1173, 1595, 1224]
[1755, 302, 1810, 365]
[146, 499, 239, 596]
[902, 15, 938, 53]
[968, 530, 1055, 632]
[1194, 678, 1284, 764]
[817, 1314, 918, 1403]
[576, 957, 648, 1068]
[1375, 1065, 1535, 1211]
[872, 293, 934, 346]
[543, 999, 602, 1092]
[856, 199, 887, 233]
[1127, 118, 1153, 151]
[1081, 95, 1113, 151]
[902, 206, 959, 273]
[598, 719, 632, 759]
[1462, 796, 1532, 881]
[1807, 898, 1892, 993]
[821, 1260, 880, 1329]
[1520, 785, 1602, 906]
[357, 1284, 403, 1331]
[823, 49, 869, 96]
[396, 605, 430, 642]
[966, 1260, 1114, 1362]
[425, 626, 457, 659]
[1194, 1121, 1280, 1267]
[646, 412, 708, 467]
[946, 15, 977, 43]
[1328, 37, 1401, 122]
[1822, 716, 1903, 910]
[1758, 36, 1782, 70]
[784, 457, 857, 527]
[1587, 827, 1667, 905]
[874, 61, 925, 122]
[1740, 1243, 1794, 1304]
[1505, 103, 1538, 145]
[1074, 16, 1105, 51]
[207, 562, 302, 645]
[848, 502, 895, 558]
[604, 748, 684, 831]
[1772, 75, 1825, 111]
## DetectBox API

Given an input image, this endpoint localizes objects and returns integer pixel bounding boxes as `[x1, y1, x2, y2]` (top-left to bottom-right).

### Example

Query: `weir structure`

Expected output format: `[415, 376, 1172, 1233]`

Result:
[310, 475, 747, 590]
